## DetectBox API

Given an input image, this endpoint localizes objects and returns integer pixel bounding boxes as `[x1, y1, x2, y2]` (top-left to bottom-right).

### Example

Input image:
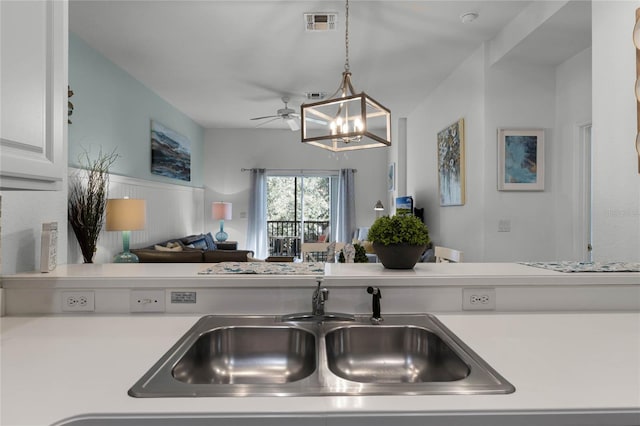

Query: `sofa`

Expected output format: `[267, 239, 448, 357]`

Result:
[131, 233, 254, 263]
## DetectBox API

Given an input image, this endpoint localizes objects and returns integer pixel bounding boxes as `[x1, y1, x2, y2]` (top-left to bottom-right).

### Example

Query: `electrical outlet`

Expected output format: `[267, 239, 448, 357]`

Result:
[462, 288, 496, 311]
[130, 290, 165, 313]
[62, 291, 95, 312]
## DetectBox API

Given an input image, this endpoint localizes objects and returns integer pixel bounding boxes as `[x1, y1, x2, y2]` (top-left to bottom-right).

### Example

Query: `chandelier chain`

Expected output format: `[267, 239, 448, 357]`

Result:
[344, 0, 350, 72]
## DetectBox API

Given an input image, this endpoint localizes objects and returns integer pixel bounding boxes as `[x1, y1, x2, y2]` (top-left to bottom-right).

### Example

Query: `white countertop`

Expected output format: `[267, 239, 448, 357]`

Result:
[3, 262, 638, 288]
[1, 312, 639, 425]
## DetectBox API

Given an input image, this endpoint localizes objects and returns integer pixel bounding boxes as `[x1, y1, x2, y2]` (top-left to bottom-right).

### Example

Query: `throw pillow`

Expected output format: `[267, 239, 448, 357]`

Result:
[189, 238, 208, 250]
[203, 232, 217, 251]
[154, 244, 183, 252]
[181, 234, 205, 245]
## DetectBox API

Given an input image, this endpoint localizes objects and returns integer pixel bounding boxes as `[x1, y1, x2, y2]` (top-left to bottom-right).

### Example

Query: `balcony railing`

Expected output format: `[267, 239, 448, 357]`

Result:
[267, 220, 329, 257]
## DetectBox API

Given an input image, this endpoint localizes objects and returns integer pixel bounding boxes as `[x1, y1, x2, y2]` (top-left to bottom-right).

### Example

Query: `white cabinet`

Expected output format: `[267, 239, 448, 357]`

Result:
[0, 0, 68, 190]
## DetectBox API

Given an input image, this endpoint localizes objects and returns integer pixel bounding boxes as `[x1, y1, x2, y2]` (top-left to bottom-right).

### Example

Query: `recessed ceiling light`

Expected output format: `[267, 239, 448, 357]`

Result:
[460, 12, 479, 24]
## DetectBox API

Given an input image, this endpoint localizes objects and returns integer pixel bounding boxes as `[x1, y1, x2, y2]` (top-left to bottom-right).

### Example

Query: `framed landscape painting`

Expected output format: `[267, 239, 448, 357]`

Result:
[437, 118, 465, 206]
[151, 120, 191, 182]
[497, 128, 544, 191]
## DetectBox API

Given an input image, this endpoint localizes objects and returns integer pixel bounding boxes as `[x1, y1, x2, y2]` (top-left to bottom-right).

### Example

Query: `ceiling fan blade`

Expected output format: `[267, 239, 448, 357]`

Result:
[286, 118, 300, 131]
[305, 117, 328, 125]
[254, 117, 281, 128]
[250, 115, 278, 121]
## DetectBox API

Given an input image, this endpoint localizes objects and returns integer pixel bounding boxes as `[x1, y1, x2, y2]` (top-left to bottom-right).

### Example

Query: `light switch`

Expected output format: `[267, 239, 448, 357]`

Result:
[498, 219, 511, 232]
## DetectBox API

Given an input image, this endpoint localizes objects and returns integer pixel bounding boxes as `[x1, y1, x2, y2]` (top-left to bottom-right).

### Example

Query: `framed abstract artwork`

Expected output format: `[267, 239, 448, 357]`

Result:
[497, 128, 544, 191]
[437, 118, 465, 206]
[388, 162, 395, 191]
[151, 120, 191, 182]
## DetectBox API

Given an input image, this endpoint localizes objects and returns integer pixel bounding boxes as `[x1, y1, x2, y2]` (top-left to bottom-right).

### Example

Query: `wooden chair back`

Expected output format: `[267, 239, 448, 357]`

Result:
[434, 246, 463, 263]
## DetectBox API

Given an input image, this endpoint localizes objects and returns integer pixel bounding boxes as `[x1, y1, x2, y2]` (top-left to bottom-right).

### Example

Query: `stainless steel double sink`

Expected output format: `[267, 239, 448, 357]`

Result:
[128, 314, 515, 397]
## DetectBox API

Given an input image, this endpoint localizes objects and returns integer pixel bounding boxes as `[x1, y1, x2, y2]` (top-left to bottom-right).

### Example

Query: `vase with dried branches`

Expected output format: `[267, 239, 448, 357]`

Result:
[68, 149, 119, 263]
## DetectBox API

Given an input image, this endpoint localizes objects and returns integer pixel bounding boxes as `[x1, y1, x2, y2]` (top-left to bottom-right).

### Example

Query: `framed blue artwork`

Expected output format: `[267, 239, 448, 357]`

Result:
[498, 128, 544, 191]
[151, 120, 191, 182]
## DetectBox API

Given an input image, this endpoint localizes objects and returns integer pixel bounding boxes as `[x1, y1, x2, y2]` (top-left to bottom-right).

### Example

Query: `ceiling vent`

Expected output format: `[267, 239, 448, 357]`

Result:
[304, 13, 337, 31]
[305, 92, 327, 101]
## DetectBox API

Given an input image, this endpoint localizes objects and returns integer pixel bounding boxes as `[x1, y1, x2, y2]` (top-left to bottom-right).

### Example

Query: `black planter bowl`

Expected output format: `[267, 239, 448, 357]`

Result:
[372, 242, 427, 269]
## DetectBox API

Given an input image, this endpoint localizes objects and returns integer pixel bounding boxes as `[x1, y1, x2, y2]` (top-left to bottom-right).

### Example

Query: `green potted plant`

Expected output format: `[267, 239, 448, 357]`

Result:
[368, 214, 430, 269]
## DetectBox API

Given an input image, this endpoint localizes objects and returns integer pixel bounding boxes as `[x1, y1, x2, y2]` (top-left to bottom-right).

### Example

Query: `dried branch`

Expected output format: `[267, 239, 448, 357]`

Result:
[68, 148, 119, 263]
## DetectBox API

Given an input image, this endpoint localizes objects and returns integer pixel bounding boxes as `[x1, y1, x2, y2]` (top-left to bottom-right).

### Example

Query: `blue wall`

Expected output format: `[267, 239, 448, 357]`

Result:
[68, 33, 204, 187]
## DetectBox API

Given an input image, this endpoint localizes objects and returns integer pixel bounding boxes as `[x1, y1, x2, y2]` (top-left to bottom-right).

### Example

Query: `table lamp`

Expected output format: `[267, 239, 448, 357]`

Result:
[106, 198, 146, 263]
[212, 202, 232, 242]
[374, 200, 384, 218]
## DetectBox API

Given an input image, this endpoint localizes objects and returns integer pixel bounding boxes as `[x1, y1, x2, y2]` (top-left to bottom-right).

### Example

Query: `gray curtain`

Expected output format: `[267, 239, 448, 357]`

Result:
[246, 168, 268, 259]
[336, 168, 356, 243]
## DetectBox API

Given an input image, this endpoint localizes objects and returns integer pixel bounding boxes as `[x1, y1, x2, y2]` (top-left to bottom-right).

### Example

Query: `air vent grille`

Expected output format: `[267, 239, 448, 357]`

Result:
[305, 92, 327, 101]
[304, 13, 337, 31]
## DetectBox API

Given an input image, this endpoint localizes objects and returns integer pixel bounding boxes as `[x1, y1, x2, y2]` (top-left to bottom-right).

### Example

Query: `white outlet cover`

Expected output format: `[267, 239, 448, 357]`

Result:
[130, 290, 165, 313]
[462, 288, 496, 311]
[61, 291, 95, 312]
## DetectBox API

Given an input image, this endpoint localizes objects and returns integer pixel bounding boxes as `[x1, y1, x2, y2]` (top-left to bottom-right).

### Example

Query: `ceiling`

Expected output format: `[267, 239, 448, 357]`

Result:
[69, 1, 591, 130]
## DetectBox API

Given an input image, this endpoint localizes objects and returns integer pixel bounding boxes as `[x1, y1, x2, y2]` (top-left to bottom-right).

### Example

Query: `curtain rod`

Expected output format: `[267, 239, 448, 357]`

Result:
[241, 168, 357, 173]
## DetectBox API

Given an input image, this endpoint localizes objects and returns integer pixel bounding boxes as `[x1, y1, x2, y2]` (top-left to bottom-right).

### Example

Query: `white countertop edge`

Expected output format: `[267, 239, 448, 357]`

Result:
[2, 263, 638, 289]
[50, 408, 640, 424]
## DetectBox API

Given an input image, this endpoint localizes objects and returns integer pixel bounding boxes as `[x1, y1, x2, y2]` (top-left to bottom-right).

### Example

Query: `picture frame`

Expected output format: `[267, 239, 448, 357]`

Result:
[388, 162, 395, 191]
[151, 120, 191, 182]
[497, 128, 544, 191]
[437, 118, 465, 206]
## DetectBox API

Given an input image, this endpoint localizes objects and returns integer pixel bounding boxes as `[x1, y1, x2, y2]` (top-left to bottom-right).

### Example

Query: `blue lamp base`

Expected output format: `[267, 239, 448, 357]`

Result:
[114, 251, 139, 263]
[114, 230, 139, 263]
[215, 220, 228, 242]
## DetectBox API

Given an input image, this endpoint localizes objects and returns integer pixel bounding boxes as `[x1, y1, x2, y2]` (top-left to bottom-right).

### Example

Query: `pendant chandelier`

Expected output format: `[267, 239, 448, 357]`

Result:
[301, 0, 391, 152]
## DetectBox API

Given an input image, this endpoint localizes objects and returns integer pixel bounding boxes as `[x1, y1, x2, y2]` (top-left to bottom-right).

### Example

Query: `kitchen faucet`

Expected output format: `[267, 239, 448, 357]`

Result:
[312, 279, 329, 316]
[281, 278, 355, 322]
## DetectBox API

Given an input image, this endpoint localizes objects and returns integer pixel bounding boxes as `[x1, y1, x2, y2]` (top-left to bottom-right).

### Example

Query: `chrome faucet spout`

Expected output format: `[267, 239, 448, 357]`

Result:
[312, 279, 329, 316]
[281, 278, 355, 323]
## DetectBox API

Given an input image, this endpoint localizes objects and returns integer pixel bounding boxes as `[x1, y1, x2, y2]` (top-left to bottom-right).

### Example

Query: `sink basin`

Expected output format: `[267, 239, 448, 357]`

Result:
[172, 326, 316, 384]
[325, 325, 469, 383]
[129, 314, 515, 397]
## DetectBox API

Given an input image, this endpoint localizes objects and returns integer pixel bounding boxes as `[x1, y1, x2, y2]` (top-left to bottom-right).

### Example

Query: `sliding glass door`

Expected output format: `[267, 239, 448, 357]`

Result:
[266, 173, 337, 258]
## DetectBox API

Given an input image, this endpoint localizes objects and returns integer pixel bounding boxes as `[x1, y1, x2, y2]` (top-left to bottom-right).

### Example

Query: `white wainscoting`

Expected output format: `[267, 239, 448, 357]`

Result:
[67, 169, 204, 264]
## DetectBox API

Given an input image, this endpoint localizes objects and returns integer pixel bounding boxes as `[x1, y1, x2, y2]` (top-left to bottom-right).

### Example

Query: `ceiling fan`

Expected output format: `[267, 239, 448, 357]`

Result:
[250, 97, 300, 131]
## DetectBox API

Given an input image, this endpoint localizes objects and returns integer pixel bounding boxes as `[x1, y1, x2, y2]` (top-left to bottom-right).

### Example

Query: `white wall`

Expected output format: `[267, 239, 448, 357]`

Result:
[406, 46, 487, 261]
[406, 40, 593, 262]
[554, 48, 592, 260]
[483, 59, 558, 262]
[203, 128, 388, 250]
[1, 190, 68, 275]
[592, 1, 640, 262]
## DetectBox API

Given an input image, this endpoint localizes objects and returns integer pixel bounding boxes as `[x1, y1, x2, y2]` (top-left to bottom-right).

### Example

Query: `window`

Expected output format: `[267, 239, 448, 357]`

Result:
[266, 172, 338, 258]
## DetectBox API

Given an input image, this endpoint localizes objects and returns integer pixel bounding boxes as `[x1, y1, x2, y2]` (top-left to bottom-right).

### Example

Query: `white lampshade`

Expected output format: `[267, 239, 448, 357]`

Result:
[212, 202, 232, 220]
[106, 199, 146, 231]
